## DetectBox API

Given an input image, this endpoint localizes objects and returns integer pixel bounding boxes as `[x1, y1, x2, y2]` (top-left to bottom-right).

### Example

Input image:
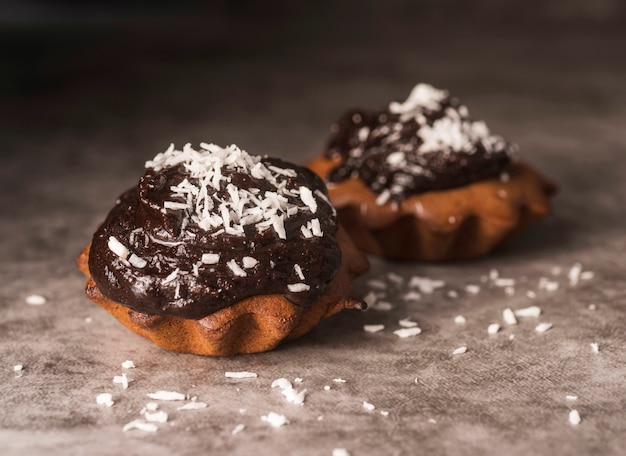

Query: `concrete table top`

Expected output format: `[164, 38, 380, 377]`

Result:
[1, 18, 625, 455]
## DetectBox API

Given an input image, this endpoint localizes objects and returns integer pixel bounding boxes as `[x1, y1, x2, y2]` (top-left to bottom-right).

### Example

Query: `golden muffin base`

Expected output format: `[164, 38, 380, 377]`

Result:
[307, 156, 556, 261]
[77, 226, 369, 356]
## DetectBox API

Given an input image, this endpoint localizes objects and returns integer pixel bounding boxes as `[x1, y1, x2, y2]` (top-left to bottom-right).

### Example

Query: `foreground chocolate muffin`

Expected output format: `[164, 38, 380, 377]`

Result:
[308, 83, 556, 261]
[77, 143, 369, 355]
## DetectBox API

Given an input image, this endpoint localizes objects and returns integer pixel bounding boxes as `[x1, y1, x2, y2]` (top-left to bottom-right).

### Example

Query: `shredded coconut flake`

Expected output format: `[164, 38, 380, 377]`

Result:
[452, 346, 468, 355]
[487, 323, 501, 335]
[178, 401, 208, 411]
[96, 393, 114, 407]
[288, 283, 310, 292]
[232, 423, 245, 435]
[332, 449, 351, 456]
[454, 315, 467, 325]
[261, 412, 289, 428]
[514, 306, 542, 318]
[225, 371, 258, 379]
[569, 409, 582, 426]
[201, 253, 220, 264]
[121, 360, 135, 369]
[590, 342, 599, 353]
[144, 410, 168, 423]
[107, 236, 129, 259]
[227, 259, 247, 277]
[503, 308, 518, 325]
[147, 390, 187, 401]
[394, 327, 422, 338]
[122, 419, 158, 433]
[398, 318, 419, 328]
[465, 284, 480, 295]
[535, 322, 553, 333]
[364, 324, 385, 333]
[25, 295, 46, 305]
[362, 401, 376, 411]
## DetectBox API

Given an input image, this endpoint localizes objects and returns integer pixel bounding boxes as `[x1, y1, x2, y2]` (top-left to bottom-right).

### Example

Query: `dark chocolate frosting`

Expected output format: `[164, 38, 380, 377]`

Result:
[324, 84, 516, 202]
[89, 144, 341, 319]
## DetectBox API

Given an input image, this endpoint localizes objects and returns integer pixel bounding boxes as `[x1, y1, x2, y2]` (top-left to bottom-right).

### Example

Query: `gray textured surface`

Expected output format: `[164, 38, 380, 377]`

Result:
[1, 19, 626, 456]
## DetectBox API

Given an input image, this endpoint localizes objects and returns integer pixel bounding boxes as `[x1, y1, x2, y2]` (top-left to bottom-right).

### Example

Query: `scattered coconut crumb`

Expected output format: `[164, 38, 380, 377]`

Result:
[454, 315, 466, 325]
[324, 385, 331, 391]
[142, 402, 159, 412]
[147, 391, 186, 401]
[96, 393, 114, 407]
[514, 306, 542, 318]
[428, 418, 437, 424]
[404, 291, 422, 301]
[504, 287, 515, 296]
[272, 378, 293, 390]
[232, 424, 245, 435]
[409, 276, 445, 294]
[113, 373, 130, 389]
[144, 410, 168, 423]
[122, 420, 158, 433]
[333, 448, 351, 456]
[121, 360, 135, 369]
[333, 378, 347, 384]
[590, 343, 599, 353]
[447, 290, 459, 299]
[465, 285, 480, 295]
[261, 412, 289, 428]
[539, 278, 559, 292]
[487, 323, 501, 335]
[566, 395, 578, 401]
[588, 304, 597, 311]
[503, 308, 518, 325]
[282, 387, 307, 405]
[535, 322, 553, 333]
[294, 377, 303, 384]
[399, 318, 419, 328]
[394, 327, 422, 338]
[362, 401, 376, 411]
[494, 278, 515, 287]
[569, 409, 582, 426]
[380, 410, 389, 417]
[364, 324, 385, 333]
[13, 364, 23, 372]
[580, 271, 594, 281]
[25, 295, 47, 305]
[526, 290, 537, 299]
[452, 346, 468, 355]
[225, 371, 258, 379]
[178, 401, 208, 411]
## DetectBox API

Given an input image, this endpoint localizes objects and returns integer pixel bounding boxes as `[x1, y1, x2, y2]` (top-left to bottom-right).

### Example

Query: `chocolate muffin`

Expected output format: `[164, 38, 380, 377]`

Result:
[308, 83, 556, 261]
[77, 143, 369, 355]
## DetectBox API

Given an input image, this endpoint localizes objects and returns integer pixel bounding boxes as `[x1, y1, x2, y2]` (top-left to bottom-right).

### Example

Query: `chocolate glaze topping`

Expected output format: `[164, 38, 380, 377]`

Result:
[324, 83, 516, 202]
[89, 144, 341, 319]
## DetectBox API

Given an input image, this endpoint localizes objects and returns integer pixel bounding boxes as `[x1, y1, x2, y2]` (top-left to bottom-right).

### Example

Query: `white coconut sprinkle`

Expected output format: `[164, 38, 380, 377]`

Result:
[362, 401, 376, 411]
[539, 278, 559, 292]
[590, 342, 599, 353]
[333, 448, 351, 456]
[526, 290, 537, 299]
[281, 387, 307, 405]
[288, 283, 310, 292]
[487, 323, 501, 335]
[161, 268, 180, 285]
[465, 284, 480, 295]
[225, 371, 258, 379]
[272, 378, 293, 389]
[389, 83, 448, 114]
[452, 346, 468, 355]
[122, 420, 158, 433]
[13, 364, 23, 372]
[566, 395, 578, 401]
[447, 290, 459, 299]
[178, 401, 208, 411]
[588, 304, 597, 311]
[535, 322, 553, 333]
[299, 186, 317, 213]
[454, 315, 466, 325]
[242, 256, 258, 269]
[333, 378, 347, 383]
[261, 412, 289, 428]
[375, 189, 391, 205]
[568, 263, 583, 286]
[113, 373, 130, 389]
[514, 306, 542, 318]
[147, 391, 187, 401]
[144, 410, 168, 423]
[310, 218, 323, 237]
[121, 360, 135, 369]
[227, 260, 247, 277]
[324, 385, 331, 391]
[364, 324, 385, 333]
[569, 409, 582, 426]
[107, 236, 129, 259]
[394, 327, 422, 338]
[25, 295, 46, 305]
[398, 318, 419, 328]
[294, 264, 305, 280]
[409, 276, 445, 294]
[96, 393, 114, 407]
[232, 424, 246, 435]
[503, 308, 518, 325]
[494, 278, 516, 287]
[201, 253, 220, 264]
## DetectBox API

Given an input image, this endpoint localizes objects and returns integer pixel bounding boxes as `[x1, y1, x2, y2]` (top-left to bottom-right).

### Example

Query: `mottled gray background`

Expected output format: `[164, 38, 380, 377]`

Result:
[1, 2, 625, 455]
